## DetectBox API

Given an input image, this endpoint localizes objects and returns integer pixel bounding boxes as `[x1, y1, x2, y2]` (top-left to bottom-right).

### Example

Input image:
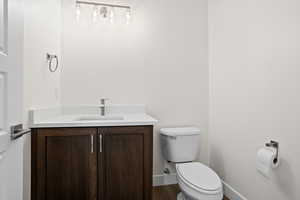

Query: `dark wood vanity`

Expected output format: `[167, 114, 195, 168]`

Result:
[31, 126, 153, 200]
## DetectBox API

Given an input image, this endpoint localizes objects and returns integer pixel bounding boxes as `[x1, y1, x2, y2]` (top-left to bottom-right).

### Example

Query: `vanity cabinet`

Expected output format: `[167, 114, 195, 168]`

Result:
[100, 127, 153, 200]
[31, 128, 98, 200]
[31, 126, 153, 200]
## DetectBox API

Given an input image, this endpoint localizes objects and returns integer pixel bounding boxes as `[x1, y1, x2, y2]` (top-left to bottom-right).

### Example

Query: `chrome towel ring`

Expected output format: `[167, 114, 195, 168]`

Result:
[46, 53, 59, 72]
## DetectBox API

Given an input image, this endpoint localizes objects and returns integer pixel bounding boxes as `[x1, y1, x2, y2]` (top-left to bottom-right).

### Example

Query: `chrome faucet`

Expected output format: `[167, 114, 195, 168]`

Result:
[100, 98, 109, 116]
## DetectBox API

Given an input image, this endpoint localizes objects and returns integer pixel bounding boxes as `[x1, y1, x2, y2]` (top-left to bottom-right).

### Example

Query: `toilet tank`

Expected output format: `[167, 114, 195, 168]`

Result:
[160, 127, 201, 163]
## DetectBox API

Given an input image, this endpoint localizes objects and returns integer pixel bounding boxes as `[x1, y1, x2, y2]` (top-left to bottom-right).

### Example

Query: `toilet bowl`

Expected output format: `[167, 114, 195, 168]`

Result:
[160, 127, 223, 200]
[176, 162, 223, 200]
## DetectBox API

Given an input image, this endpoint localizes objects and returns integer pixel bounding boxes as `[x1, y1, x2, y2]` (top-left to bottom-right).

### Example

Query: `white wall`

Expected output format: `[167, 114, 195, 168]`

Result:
[23, 0, 62, 117]
[209, 0, 300, 199]
[23, 0, 61, 199]
[61, 0, 209, 175]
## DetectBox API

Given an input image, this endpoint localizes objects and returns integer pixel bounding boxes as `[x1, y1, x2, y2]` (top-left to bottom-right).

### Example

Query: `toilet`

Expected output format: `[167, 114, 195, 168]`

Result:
[160, 127, 223, 200]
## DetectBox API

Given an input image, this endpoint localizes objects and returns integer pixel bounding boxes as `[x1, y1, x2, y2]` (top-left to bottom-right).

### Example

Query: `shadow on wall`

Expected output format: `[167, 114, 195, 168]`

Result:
[153, 126, 165, 174]
[209, 145, 225, 180]
[275, 158, 296, 199]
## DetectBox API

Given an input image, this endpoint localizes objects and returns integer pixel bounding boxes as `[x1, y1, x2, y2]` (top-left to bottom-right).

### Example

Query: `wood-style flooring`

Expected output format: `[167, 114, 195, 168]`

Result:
[153, 185, 229, 200]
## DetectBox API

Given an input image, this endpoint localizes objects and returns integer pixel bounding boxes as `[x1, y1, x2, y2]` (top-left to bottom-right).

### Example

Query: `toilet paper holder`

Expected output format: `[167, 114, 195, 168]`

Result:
[265, 140, 279, 164]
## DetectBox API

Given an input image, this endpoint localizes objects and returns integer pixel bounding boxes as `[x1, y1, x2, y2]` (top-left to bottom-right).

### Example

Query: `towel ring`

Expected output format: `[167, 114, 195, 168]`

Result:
[46, 53, 59, 72]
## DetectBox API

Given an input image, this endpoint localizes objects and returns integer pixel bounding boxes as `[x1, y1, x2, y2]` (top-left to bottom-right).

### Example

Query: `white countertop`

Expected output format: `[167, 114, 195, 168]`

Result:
[29, 105, 158, 128]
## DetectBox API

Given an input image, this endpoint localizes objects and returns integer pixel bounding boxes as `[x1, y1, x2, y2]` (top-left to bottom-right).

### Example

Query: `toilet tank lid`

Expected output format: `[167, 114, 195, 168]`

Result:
[160, 127, 200, 137]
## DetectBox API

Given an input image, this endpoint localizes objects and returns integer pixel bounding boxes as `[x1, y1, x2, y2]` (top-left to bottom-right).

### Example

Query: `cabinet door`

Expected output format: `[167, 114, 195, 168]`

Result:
[33, 128, 97, 200]
[99, 126, 153, 200]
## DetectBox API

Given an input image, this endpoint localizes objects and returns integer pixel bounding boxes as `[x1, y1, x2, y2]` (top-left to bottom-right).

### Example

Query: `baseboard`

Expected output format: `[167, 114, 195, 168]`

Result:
[153, 173, 178, 186]
[222, 181, 248, 200]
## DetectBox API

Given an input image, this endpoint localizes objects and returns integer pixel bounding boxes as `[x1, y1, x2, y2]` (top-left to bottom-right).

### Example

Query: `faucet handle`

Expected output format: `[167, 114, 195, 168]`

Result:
[100, 98, 110, 105]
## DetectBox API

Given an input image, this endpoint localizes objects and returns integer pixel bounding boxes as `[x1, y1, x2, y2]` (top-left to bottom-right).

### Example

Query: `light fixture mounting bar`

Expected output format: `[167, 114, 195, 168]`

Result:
[76, 0, 130, 9]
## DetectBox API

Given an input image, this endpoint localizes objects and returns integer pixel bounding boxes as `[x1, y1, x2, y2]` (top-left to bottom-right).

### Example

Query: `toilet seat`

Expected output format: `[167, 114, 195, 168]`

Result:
[176, 162, 223, 195]
[176, 162, 223, 200]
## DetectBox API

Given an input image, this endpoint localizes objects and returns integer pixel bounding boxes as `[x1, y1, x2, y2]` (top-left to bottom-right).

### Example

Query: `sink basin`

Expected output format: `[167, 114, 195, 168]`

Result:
[75, 115, 124, 121]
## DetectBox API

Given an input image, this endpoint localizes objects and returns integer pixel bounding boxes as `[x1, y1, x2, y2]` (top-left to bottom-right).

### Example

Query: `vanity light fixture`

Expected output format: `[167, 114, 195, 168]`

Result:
[100, 6, 108, 18]
[75, 0, 131, 24]
[109, 7, 115, 24]
[126, 8, 131, 25]
[92, 5, 99, 23]
[75, 3, 81, 21]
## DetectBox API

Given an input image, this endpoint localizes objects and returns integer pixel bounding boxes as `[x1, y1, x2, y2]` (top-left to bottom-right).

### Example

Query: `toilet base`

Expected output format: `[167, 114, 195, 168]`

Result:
[177, 192, 185, 200]
[178, 192, 195, 200]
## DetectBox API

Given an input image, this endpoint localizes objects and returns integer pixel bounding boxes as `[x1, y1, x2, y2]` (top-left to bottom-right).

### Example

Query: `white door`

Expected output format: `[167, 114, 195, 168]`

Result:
[0, 0, 24, 199]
